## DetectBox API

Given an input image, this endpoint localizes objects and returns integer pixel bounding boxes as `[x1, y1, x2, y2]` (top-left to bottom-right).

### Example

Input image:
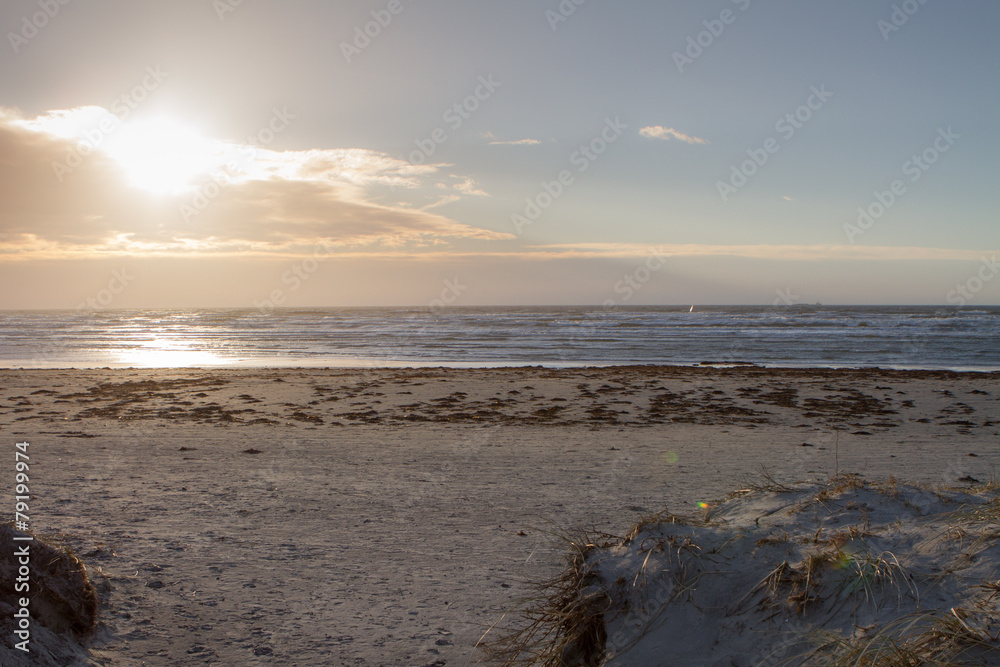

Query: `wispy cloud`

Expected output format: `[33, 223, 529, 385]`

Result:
[450, 177, 489, 196]
[482, 131, 541, 146]
[529, 242, 993, 262]
[639, 125, 709, 145]
[491, 138, 541, 145]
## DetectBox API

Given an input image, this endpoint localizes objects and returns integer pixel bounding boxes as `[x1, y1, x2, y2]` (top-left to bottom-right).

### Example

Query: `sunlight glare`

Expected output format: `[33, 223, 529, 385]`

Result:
[116, 338, 229, 368]
[104, 118, 221, 195]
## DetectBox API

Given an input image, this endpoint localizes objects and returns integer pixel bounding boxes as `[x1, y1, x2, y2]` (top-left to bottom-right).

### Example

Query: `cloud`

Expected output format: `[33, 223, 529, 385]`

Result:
[481, 131, 541, 146]
[0, 107, 511, 257]
[451, 177, 489, 196]
[530, 242, 993, 262]
[490, 138, 541, 145]
[114, 243, 989, 263]
[639, 126, 709, 145]
[422, 177, 490, 210]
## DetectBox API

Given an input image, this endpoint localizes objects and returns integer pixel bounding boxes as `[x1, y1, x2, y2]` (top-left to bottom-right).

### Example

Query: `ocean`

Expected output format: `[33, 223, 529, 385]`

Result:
[0, 306, 997, 371]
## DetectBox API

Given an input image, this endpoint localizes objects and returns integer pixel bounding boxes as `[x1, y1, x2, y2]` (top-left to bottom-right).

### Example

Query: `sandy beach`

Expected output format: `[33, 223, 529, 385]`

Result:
[1, 366, 997, 665]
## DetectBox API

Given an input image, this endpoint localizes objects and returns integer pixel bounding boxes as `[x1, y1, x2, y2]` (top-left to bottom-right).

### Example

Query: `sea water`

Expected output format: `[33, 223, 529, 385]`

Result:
[0, 306, 997, 370]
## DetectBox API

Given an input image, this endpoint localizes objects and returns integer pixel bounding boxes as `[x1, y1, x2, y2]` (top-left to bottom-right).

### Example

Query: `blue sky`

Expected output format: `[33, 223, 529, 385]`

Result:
[0, 0, 997, 307]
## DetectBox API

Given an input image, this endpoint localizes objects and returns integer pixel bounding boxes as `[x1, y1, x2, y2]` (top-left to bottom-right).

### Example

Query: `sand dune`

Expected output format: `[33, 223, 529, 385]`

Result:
[487, 475, 1000, 665]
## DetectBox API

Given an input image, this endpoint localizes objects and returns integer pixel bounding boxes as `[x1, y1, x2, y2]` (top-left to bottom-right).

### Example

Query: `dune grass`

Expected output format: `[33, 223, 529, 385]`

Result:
[478, 529, 612, 667]
[792, 607, 999, 666]
[1, 522, 100, 637]
[482, 472, 1000, 666]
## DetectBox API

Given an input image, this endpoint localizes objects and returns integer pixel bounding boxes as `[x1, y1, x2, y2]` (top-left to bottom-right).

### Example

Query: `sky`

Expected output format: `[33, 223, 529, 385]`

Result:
[0, 0, 998, 309]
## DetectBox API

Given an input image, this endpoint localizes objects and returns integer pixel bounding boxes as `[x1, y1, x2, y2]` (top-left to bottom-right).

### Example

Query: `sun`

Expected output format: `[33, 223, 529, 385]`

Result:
[103, 118, 221, 195]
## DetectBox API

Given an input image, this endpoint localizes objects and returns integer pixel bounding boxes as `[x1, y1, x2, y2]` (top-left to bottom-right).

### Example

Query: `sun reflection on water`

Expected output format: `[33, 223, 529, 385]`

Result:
[115, 339, 231, 368]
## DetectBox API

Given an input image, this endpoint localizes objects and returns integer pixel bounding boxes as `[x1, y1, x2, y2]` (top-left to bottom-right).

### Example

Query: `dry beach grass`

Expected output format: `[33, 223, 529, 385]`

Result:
[0, 523, 102, 666]
[486, 473, 1000, 666]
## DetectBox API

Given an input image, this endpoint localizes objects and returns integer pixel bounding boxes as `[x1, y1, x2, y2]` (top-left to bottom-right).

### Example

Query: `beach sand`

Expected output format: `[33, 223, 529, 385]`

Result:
[0, 366, 996, 665]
